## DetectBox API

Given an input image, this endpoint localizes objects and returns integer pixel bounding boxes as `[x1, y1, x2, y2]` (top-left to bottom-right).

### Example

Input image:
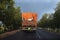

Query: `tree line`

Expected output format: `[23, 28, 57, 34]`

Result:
[38, 2, 60, 29]
[0, 0, 22, 33]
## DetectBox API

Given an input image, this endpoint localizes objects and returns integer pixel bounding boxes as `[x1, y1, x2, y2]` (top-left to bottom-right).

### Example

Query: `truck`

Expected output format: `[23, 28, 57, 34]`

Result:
[21, 12, 37, 31]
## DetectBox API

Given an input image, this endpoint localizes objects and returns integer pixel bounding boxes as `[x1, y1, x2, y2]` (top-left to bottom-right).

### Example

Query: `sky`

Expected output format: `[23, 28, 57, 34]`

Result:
[14, 0, 60, 20]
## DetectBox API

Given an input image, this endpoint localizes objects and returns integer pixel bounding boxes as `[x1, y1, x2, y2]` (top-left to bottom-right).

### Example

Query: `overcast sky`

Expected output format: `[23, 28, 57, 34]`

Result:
[14, 0, 60, 20]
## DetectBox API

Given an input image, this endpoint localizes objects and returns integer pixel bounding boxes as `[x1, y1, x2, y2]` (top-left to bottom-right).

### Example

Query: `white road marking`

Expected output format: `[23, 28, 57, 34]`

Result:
[36, 31, 41, 39]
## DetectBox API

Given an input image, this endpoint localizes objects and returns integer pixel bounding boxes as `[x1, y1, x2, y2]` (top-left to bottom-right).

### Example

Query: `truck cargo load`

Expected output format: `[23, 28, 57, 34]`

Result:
[22, 12, 37, 31]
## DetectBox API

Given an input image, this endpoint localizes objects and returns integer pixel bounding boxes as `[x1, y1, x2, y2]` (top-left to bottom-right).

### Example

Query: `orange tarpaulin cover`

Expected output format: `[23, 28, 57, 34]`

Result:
[22, 12, 37, 21]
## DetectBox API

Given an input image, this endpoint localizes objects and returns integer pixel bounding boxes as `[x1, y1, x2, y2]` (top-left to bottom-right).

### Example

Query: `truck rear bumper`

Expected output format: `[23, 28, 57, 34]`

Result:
[21, 27, 37, 31]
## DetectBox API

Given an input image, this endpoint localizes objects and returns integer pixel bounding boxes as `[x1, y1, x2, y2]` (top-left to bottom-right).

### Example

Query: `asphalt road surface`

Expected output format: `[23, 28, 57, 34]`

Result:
[1, 29, 60, 40]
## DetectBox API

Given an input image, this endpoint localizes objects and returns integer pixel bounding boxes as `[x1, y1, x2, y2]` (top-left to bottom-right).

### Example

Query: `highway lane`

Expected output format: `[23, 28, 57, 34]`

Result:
[1, 29, 60, 40]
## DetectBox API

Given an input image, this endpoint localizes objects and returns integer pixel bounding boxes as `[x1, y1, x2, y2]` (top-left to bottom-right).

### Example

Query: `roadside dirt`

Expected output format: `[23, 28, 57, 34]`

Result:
[0, 30, 20, 39]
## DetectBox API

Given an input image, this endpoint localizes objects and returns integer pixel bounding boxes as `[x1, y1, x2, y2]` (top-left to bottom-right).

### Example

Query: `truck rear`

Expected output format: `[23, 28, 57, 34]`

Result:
[21, 12, 37, 31]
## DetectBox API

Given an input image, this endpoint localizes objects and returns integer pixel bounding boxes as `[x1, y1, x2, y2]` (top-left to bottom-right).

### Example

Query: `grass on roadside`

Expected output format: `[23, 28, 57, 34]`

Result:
[42, 28, 60, 34]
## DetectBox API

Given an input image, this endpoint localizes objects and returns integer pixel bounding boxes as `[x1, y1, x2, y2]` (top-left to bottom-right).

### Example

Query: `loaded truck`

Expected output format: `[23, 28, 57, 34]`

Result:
[21, 12, 37, 31]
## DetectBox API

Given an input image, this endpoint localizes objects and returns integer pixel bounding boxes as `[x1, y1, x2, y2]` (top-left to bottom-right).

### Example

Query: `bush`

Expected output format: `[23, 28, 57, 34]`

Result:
[0, 26, 5, 34]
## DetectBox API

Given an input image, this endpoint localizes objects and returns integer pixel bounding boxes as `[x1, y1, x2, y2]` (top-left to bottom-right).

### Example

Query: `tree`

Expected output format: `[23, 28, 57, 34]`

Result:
[12, 7, 22, 29]
[53, 2, 60, 29]
[0, 0, 14, 26]
[38, 13, 54, 28]
[38, 14, 49, 28]
[0, 0, 22, 30]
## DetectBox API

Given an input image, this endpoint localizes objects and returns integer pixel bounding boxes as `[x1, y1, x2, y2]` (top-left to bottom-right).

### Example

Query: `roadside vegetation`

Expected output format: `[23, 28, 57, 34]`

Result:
[38, 2, 60, 34]
[0, 0, 22, 34]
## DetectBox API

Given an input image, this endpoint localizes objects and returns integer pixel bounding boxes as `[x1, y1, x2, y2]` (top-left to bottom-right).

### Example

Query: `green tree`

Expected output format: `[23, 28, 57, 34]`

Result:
[38, 13, 54, 28]
[13, 7, 22, 29]
[0, 0, 22, 31]
[38, 14, 49, 28]
[53, 2, 60, 29]
[0, 0, 14, 26]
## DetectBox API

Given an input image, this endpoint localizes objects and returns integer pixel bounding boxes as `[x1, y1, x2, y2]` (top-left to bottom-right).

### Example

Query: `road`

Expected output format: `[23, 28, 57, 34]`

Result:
[1, 29, 60, 40]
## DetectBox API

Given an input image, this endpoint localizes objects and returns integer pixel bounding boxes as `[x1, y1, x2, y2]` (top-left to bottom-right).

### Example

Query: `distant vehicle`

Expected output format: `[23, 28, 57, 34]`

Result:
[21, 12, 38, 31]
